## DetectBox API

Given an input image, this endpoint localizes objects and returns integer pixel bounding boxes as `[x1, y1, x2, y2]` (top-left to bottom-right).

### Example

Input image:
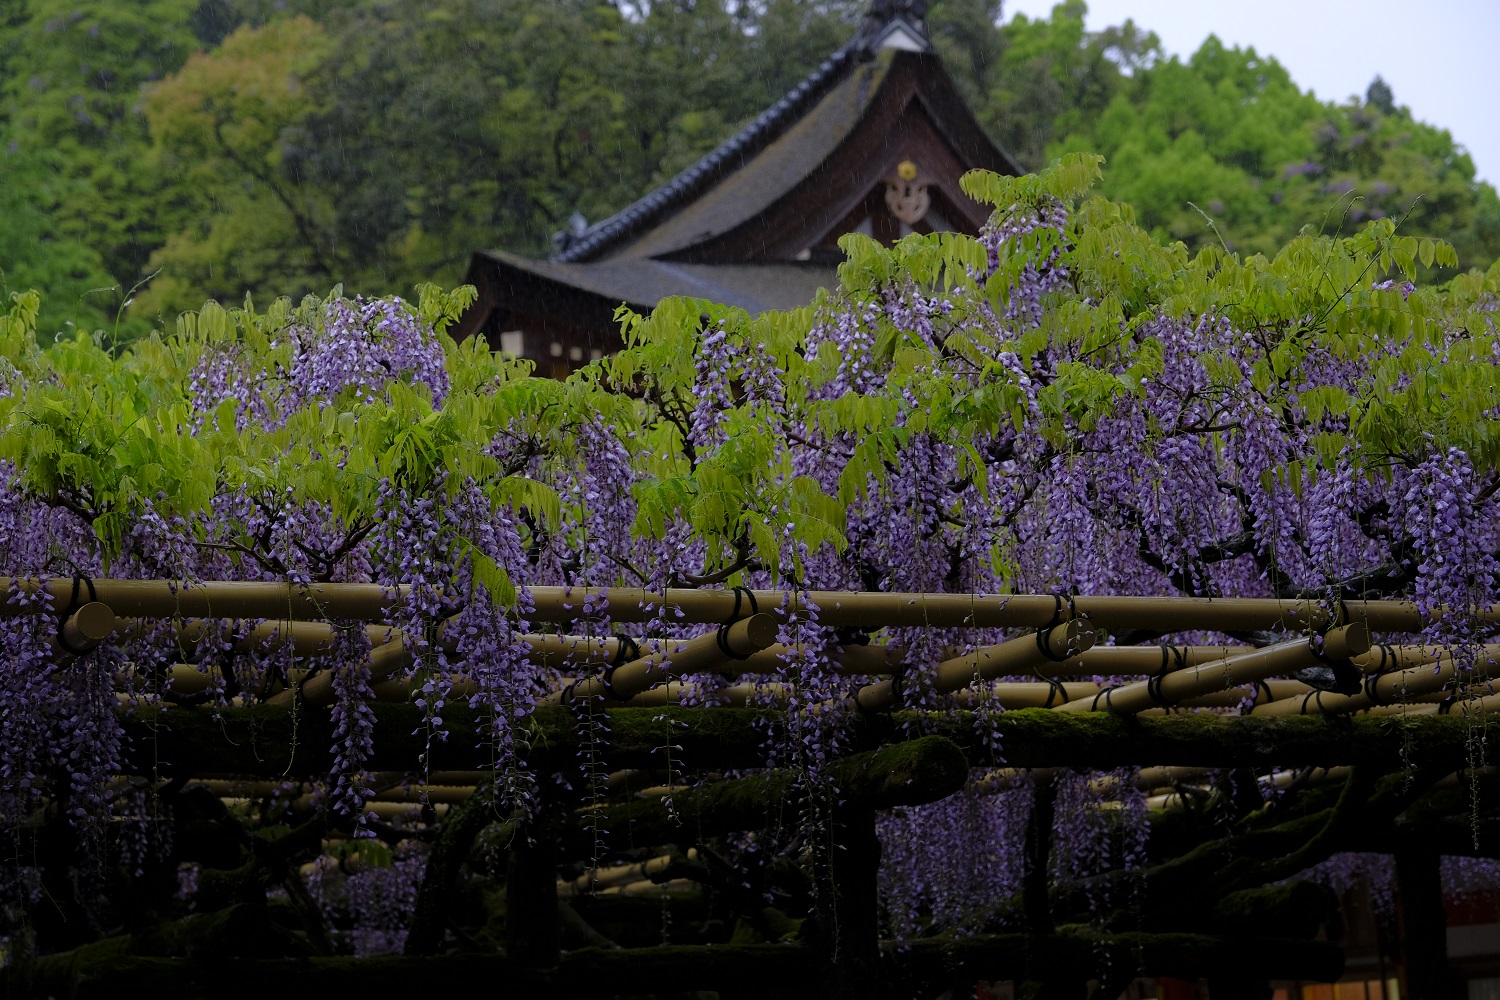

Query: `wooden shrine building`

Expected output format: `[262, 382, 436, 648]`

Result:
[452, 0, 1022, 377]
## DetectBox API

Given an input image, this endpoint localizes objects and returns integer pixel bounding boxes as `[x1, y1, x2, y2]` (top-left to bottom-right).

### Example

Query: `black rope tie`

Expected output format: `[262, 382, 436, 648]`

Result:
[715, 587, 761, 662]
[1363, 671, 1391, 707]
[1308, 631, 1328, 662]
[1034, 624, 1072, 663]
[1146, 669, 1170, 708]
[729, 586, 760, 620]
[1042, 677, 1068, 709]
[599, 635, 641, 700]
[1244, 680, 1271, 715]
[220, 638, 244, 702]
[1047, 593, 1065, 628]
[55, 573, 98, 657]
[716, 624, 752, 661]
[888, 662, 910, 711]
[610, 634, 641, 666]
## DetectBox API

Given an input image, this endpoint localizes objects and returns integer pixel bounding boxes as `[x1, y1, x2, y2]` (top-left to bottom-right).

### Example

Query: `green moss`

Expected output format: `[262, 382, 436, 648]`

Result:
[888, 931, 1343, 993]
[1211, 881, 1338, 939]
[118, 704, 1481, 777]
[4, 945, 820, 999]
[588, 735, 966, 848]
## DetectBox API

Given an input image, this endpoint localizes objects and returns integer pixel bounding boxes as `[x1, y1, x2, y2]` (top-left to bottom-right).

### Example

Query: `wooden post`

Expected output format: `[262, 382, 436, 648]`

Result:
[1023, 772, 1057, 936]
[1396, 848, 1462, 999]
[815, 803, 885, 1000]
[507, 812, 562, 968]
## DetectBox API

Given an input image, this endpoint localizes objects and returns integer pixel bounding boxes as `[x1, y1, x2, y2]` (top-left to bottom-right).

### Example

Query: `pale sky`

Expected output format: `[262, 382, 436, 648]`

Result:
[1002, 0, 1500, 186]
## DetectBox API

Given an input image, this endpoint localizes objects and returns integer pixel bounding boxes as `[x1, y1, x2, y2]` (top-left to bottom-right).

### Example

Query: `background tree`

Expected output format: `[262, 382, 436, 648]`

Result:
[0, 0, 208, 337]
[133, 16, 334, 318]
[2, 0, 1497, 335]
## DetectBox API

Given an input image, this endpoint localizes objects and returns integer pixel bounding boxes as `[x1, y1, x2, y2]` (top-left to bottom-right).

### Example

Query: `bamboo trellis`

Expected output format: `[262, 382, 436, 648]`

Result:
[10, 579, 1495, 729]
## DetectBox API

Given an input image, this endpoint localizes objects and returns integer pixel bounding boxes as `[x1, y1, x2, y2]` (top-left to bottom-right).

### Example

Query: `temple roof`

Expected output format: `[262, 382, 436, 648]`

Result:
[454, 0, 1022, 369]
[553, 44, 865, 264]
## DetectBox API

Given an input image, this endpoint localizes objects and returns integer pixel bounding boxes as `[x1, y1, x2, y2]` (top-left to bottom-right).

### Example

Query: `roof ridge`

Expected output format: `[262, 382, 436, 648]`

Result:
[553, 41, 863, 264]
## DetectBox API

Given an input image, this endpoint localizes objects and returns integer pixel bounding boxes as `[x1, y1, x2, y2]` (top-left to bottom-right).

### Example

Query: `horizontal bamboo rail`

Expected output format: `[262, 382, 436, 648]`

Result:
[934, 620, 1095, 689]
[11, 579, 1494, 632]
[560, 850, 696, 895]
[1447, 689, 1500, 718]
[265, 638, 416, 708]
[1172, 678, 1312, 709]
[950, 681, 1102, 709]
[1351, 643, 1445, 674]
[1050, 644, 1254, 678]
[1144, 765, 1353, 811]
[724, 642, 905, 676]
[1056, 624, 1370, 715]
[4, 578, 408, 621]
[627, 678, 1107, 711]
[855, 621, 1095, 713]
[1256, 646, 1496, 717]
[1090, 766, 1211, 794]
[598, 877, 699, 898]
[542, 614, 781, 706]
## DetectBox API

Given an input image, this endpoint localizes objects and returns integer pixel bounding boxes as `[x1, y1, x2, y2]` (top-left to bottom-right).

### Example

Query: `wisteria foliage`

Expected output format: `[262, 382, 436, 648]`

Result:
[2, 155, 1499, 939]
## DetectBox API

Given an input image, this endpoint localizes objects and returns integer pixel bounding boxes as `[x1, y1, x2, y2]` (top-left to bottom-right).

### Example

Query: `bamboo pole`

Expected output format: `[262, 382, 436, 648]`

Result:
[151, 618, 387, 656]
[624, 681, 761, 707]
[264, 638, 414, 708]
[1144, 765, 1353, 810]
[156, 618, 621, 666]
[949, 681, 1102, 709]
[933, 621, 1096, 690]
[3, 578, 405, 621]
[264, 625, 626, 707]
[1256, 646, 1496, 717]
[541, 614, 781, 706]
[724, 642, 904, 676]
[370, 784, 477, 804]
[522, 589, 1451, 631]
[1055, 624, 1371, 714]
[854, 621, 1096, 713]
[560, 850, 696, 895]
[12, 578, 1492, 632]
[1089, 766, 1211, 794]
[1168, 678, 1312, 710]
[600, 878, 699, 898]
[626, 678, 1107, 711]
[1351, 643, 1500, 675]
[1444, 690, 1500, 717]
[1048, 644, 1251, 678]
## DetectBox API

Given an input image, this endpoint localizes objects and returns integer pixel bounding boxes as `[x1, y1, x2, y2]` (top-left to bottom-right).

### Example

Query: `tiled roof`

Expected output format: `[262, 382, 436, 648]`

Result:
[554, 42, 864, 263]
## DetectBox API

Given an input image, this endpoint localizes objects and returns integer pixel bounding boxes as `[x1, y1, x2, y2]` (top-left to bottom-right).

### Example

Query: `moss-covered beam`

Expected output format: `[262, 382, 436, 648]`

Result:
[118, 704, 1488, 776]
[4, 944, 821, 1000]
[7, 931, 1345, 999]
[887, 931, 1344, 996]
[589, 736, 969, 848]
